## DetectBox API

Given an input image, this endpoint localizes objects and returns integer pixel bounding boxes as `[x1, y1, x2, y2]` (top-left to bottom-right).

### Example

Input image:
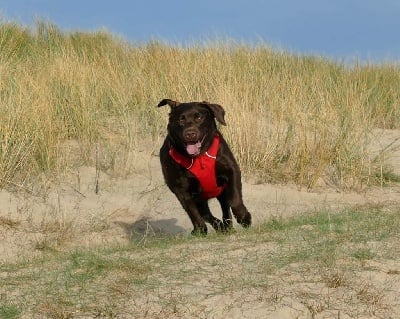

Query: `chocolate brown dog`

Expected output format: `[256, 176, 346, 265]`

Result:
[158, 99, 251, 235]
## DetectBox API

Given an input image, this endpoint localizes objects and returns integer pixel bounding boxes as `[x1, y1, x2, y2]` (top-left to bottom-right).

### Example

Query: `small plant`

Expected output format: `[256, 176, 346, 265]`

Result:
[0, 217, 20, 228]
[351, 248, 376, 261]
[356, 283, 386, 314]
[0, 303, 21, 319]
[323, 270, 347, 288]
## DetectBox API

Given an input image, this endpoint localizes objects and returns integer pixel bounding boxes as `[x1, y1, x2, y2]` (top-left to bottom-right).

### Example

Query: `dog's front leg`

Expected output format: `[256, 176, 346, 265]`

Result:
[174, 192, 208, 235]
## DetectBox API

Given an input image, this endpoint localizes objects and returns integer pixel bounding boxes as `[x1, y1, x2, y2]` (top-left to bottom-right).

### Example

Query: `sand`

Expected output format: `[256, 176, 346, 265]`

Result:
[0, 129, 399, 318]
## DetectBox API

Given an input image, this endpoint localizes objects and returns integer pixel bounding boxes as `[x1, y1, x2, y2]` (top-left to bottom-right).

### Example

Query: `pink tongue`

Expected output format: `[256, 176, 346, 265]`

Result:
[186, 142, 202, 156]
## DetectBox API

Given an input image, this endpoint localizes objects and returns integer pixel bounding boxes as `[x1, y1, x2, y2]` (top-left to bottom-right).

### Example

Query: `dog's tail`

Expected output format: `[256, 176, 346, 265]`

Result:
[157, 99, 180, 108]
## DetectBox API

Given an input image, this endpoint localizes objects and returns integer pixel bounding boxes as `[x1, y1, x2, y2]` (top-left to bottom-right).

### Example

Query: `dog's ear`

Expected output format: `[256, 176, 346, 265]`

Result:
[157, 99, 180, 108]
[202, 102, 227, 126]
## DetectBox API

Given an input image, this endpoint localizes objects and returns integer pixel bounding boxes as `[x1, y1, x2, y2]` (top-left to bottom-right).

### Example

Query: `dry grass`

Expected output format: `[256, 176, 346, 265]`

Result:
[0, 216, 20, 228]
[1, 20, 400, 191]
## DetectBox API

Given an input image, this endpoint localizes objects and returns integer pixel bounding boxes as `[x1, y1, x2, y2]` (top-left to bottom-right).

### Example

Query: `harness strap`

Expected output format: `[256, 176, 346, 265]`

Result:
[169, 135, 226, 199]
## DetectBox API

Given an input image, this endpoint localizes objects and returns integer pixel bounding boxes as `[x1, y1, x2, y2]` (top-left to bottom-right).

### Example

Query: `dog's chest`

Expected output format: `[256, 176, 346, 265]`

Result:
[169, 135, 226, 199]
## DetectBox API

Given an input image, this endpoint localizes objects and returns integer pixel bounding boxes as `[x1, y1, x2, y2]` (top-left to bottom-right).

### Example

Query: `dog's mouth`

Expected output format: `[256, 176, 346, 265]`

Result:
[185, 135, 206, 156]
[186, 141, 202, 156]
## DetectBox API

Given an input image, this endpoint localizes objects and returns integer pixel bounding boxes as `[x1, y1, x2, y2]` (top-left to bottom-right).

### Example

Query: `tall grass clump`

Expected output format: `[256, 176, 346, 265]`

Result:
[0, 20, 399, 190]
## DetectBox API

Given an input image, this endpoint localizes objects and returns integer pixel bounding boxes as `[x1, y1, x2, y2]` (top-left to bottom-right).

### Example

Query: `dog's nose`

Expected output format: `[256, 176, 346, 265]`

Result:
[184, 129, 197, 141]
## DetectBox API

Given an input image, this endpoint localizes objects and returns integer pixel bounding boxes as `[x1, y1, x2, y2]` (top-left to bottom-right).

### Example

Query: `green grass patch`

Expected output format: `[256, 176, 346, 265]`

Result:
[0, 304, 21, 319]
[0, 207, 398, 317]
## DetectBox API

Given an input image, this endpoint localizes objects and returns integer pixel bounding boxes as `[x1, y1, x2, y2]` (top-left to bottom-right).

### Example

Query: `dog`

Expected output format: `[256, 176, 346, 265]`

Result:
[158, 99, 251, 235]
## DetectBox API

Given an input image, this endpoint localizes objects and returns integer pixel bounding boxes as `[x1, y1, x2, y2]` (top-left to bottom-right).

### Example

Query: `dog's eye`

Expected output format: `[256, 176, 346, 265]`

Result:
[178, 116, 186, 126]
[194, 113, 202, 122]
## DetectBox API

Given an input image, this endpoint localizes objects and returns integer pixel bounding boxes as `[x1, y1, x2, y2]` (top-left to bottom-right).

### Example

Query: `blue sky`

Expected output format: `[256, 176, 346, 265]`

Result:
[1, 0, 400, 62]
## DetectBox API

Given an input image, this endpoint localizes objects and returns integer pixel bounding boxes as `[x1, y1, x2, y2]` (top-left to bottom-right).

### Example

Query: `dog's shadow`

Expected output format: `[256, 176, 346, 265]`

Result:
[114, 217, 187, 240]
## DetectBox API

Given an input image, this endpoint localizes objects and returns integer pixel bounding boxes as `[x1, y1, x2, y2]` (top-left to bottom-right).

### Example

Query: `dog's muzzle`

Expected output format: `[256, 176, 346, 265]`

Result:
[183, 130, 206, 156]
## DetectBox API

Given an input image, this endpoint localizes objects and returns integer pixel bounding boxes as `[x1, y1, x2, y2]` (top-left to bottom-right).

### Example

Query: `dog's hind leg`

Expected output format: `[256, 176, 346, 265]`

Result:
[217, 192, 233, 230]
[231, 202, 251, 228]
[224, 173, 252, 228]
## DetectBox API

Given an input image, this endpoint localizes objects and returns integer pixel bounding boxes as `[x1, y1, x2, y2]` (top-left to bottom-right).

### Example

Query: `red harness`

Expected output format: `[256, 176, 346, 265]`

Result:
[169, 135, 226, 199]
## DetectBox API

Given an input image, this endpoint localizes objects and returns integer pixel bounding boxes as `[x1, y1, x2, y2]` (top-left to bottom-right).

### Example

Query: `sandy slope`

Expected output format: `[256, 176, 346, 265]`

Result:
[1, 130, 400, 261]
[1, 158, 399, 264]
[0, 129, 399, 318]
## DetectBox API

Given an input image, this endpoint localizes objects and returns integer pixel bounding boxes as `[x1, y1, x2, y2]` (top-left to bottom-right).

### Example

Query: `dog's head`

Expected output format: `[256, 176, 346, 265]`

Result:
[158, 99, 226, 157]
